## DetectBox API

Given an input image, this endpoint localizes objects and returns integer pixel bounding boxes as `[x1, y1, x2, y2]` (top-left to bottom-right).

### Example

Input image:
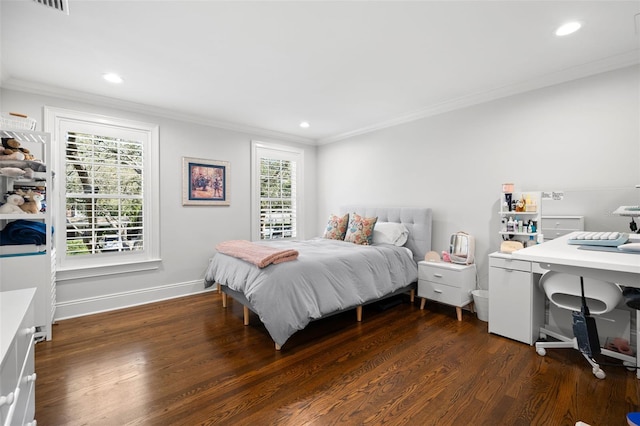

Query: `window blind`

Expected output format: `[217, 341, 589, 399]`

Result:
[65, 132, 144, 255]
[259, 157, 297, 240]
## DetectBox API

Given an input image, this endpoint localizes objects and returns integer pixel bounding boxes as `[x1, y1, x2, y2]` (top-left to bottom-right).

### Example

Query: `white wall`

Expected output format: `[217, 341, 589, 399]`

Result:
[317, 65, 640, 290]
[0, 89, 317, 318]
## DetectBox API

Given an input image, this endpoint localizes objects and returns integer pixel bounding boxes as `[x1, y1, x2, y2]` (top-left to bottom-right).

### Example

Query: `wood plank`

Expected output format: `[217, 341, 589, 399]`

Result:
[35, 291, 640, 424]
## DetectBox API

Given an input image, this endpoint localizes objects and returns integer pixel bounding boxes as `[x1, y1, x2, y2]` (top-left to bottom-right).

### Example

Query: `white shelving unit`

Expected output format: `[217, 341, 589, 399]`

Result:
[0, 128, 56, 341]
[489, 189, 545, 344]
[498, 191, 542, 248]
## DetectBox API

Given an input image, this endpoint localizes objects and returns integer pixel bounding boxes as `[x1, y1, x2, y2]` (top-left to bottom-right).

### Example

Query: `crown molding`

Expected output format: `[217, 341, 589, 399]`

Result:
[317, 50, 640, 145]
[0, 78, 317, 146]
[3, 49, 638, 147]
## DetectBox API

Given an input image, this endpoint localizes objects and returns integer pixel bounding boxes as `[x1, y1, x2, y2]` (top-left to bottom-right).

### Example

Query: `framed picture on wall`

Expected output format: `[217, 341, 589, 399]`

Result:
[182, 157, 230, 206]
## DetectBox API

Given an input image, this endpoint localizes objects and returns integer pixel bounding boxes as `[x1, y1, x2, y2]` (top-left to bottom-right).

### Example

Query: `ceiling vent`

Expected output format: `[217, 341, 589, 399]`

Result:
[33, 0, 69, 15]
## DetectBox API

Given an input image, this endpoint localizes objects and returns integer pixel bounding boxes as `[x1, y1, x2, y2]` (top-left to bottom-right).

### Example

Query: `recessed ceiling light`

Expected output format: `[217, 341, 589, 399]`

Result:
[103, 73, 123, 84]
[555, 22, 582, 36]
[299, 121, 310, 128]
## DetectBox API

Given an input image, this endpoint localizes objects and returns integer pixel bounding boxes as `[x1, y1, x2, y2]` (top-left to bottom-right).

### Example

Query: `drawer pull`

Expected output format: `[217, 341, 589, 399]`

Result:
[433, 273, 443, 278]
[26, 373, 37, 383]
[434, 289, 443, 294]
[0, 391, 15, 407]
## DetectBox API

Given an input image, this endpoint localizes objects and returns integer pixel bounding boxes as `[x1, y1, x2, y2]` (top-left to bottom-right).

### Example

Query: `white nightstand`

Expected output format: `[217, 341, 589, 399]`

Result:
[417, 261, 477, 321]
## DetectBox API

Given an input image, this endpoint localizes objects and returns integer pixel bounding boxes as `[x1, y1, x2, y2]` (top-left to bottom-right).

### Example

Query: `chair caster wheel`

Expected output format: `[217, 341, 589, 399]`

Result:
[593, 368, 606, 379]
[536, 347, 546, 356]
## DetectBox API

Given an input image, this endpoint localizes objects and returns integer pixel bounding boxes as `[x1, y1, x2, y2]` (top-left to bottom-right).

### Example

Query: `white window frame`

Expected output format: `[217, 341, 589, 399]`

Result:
[251, 141, 304, 242]
[44, 107, 160, 280]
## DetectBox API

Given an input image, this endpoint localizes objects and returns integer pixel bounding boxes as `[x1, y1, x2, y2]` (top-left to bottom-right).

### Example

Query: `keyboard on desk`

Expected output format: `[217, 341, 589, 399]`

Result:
[567, 231, 629, 246]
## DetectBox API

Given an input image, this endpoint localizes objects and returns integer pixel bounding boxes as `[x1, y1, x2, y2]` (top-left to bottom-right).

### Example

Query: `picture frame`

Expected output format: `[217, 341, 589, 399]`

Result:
[182, 157, 230, 206]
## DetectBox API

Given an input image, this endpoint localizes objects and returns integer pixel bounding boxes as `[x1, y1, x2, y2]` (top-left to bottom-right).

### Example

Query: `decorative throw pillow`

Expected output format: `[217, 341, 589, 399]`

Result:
[344, 213, 378, 245]
[323, 213, 349, 240]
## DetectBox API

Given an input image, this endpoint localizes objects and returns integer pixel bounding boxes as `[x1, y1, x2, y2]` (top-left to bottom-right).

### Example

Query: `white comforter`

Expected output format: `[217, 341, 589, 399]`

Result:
[204, 238, 418, 347]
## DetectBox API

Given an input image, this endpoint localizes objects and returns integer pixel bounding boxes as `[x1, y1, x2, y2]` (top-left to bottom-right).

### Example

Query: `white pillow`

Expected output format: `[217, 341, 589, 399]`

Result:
[373, 222, 409, 246]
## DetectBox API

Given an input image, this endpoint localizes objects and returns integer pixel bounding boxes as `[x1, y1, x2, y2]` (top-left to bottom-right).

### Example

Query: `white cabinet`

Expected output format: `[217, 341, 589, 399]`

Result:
[0, 288, 37, 426]
[541, 215, 584, 240]
[488, 253, 545, 345]
[0, 129, 55, 341]
[417, 261, 477, 321]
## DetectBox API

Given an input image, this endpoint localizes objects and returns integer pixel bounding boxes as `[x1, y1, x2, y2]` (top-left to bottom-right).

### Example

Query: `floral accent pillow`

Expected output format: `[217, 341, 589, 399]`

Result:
[344, 213, 378, 245]
[323, 213, 349, 240]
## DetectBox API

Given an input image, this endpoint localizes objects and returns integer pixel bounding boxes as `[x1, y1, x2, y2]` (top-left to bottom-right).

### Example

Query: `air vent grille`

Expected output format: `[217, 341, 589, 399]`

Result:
[33, 0, 69, 15]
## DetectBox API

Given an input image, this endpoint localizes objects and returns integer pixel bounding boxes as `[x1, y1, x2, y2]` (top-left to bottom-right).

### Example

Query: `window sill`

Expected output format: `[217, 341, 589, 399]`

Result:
[56, 258, 162, 282]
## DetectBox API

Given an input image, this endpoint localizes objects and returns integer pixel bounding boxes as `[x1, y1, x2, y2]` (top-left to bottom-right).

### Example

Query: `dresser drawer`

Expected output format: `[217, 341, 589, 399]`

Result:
[14, 337, 36, 426]
[418, 280, 472, 307]
[542, 228, 576, 239]
[0, 345, 18, 424]
[543, 216, 584, 230]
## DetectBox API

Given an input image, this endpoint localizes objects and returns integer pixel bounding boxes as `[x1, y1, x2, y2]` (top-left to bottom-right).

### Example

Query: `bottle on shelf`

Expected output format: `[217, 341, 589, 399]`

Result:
[507, 217, 514, 233]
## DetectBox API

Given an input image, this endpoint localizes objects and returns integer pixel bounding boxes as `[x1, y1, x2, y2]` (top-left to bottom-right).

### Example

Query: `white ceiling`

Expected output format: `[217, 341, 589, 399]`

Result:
[1, 1, 639, 145]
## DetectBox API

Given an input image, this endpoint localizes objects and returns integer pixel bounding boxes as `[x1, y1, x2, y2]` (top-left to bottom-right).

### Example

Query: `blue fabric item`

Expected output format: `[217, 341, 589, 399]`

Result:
[0, 220, 47, 245]
[628, 412, 640, 426]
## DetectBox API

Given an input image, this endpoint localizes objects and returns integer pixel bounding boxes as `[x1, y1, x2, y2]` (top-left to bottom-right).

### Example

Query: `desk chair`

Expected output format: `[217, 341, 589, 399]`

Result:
[535, 271, 623, 379]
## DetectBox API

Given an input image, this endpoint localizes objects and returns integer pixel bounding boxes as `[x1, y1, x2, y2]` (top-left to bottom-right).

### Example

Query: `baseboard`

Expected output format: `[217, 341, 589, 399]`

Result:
[54, 280, 213, 321]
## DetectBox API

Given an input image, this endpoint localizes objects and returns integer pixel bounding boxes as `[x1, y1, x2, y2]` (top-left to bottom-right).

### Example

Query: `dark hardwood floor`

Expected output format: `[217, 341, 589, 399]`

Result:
[35, 291, 639, 425]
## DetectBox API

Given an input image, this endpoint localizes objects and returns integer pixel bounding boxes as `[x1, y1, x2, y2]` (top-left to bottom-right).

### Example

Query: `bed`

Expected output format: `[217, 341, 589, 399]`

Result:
[204, 206, 432, 349]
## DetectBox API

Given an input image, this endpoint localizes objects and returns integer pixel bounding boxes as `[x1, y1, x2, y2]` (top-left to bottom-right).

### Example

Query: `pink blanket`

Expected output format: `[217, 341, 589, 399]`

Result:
[215, 240, 299, 268]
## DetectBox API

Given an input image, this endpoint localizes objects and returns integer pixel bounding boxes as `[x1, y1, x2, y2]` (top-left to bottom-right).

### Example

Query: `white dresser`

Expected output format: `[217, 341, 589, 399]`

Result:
[541, 215, 584, 240]
[417, 261, 477, 321]
[1, 288, 37, 426]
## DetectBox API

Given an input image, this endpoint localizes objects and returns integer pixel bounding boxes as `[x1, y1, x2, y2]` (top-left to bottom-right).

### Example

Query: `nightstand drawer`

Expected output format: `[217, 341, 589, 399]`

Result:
[418, 280, 472, 307]
[418, 262, 475, 288]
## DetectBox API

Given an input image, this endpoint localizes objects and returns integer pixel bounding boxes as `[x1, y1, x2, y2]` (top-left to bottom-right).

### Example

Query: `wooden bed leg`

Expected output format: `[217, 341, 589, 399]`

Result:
[216, 283, 221, 293]
[356, 305, 363, 322]
[222, 292, 227, 308]
[410, 288, 415, 303]
[275, 343, 281, 351]
[420, 297, 426, 310]
[456, 306, 463, 322]
[243, 306, 250, 326]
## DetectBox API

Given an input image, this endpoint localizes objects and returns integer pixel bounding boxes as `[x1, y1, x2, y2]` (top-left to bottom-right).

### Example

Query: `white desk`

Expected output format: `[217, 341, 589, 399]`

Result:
[512, 232, 640, 377]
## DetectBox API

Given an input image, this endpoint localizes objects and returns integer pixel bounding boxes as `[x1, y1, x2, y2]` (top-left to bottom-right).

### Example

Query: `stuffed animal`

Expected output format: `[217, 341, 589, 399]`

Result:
[0, 167, 27, 178]
[16, 189, 43, 214]
[0, 193, 26, 214]
[0, 145, 25, 161]
[0, 138, 36, 161]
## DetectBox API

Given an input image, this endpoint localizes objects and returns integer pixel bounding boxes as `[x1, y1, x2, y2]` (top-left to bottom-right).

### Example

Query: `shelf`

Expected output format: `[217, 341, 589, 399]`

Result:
[499, 211, 538, 215]
[0, 245, 46, 258]
[499, 231, 539, 236]
[0, 213, 46, 220]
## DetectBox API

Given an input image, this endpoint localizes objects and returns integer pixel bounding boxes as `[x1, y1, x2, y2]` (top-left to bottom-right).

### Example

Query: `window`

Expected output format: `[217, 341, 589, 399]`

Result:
[65, 132, 143, 255]
[45, 108, 160, 278]
[251, 141, 304, 241]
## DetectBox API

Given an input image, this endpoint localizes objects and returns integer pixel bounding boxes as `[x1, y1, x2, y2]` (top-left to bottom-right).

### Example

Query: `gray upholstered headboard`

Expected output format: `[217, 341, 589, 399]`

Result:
[339, 206, 432, 263]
